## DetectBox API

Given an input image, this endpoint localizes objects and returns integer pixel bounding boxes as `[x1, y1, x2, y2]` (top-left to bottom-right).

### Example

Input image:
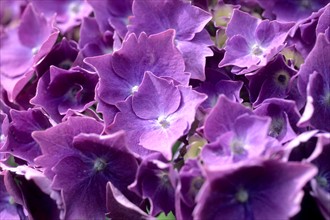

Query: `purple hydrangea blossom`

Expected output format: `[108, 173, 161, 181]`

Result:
[0, 3, 59, 101]
[33, 116, 140, 219]
[36, 38, 79, 76]
[247, 54, 298, 106]
[1, 108, 51, 164]
[50, 132, 139, 219]
[196, 65, 243, 110]
[203, 95, 253, 142]
[30, 0, 93, 33]
[108, 72, 206, 160]
[87, 0, 133, 38]
[128, 0, 213, 80]
[32, 116, 104, 179]
[129, 153, 176, 216]
[194, 159, 317, 220]
[31, 66, 98, 123]
[85, 29, 189, 107]
[298, 33, 330, 131]
[0, 174, 24, 220]
[257, 0, 329, 22]
[286, 4, 329, 59]
[310, 134, 330, 218]
[128, 0, 211, 40]
[78, 17, 114, 58]
[202, 113, 276, 165]
[219, 9, 294, 74]
[254, 98, 304, 143]
[175, 159, 205, 220]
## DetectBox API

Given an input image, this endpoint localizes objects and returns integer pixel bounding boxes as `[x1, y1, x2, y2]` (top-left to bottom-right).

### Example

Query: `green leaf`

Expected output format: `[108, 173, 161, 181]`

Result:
[7, 155, 18, 167]
[171, 141, 182, 158]
[157, 211, 175, 220]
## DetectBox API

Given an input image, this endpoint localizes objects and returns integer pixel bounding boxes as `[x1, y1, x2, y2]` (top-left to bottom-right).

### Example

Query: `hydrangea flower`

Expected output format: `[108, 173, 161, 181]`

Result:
[87, 0, 133, 38]
[129, 153, 176, 216]
[298, 33, 330, 131]
[33, 117, 139, 219]
[203, 95, 253, 142]
[85, 29, 189, 107]
[286, 4, 329, 59]
[1, 108, 51, 164]
[310, 134, 330, 218]
[195, 65, 243, 110]
[175, 159, 205, 220]
[128, 0, 213, 80]
[78, 17, 114, 58]
[30, 0, 93, 33]
[219, 9, 293, 74]
[247, 54, 298, 106]
[0, 173, 25, 219]
[50, 132, 139, 219]
[108, 72, 206, 160]
[254, 98, 304, 143]
[31, 66, 98, 123]
[194, 159, 317, 220]
[202, 113, 275, 165]
[0, 3, 59, 101]
[33, 116, 104, 179]
[36, 38, 79, 76]
[257, 0, 329, 22]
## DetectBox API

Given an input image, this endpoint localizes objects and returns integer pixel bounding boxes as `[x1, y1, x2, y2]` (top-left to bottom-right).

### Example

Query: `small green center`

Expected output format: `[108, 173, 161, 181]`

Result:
[235, 188, 249, 203]
[93, 158, 107, 172]
[67, 83, 82, 101]
[58, 59, 73, 70]
[316, 176, 328, 189]
[158, 116, 170, 129]
[274, 71, 290, 87]
[269, 118, 284, 138]
[251, 44, 263, 56]
[157, 171, 171, 187]
[8, 196, 15, 205]
[230, 139, 245, 155]
[191, 177, 204, 192]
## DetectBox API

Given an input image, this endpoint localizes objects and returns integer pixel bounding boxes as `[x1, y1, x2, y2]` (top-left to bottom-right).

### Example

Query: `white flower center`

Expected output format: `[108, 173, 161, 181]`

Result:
[235, 188, 249, 203]
[251, 44, 264, 56]
[131, 85, 139, 94]
[93, 158, 107, 172]
[69, 2, 80, 14]
[157, 115, 170, 129]
[230, 139, 245, 155]
[31, 47, 39, 55]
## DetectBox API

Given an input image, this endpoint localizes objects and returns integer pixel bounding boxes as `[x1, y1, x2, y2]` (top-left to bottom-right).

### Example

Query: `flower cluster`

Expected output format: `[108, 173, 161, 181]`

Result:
[0, 0, 329, 219]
